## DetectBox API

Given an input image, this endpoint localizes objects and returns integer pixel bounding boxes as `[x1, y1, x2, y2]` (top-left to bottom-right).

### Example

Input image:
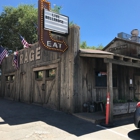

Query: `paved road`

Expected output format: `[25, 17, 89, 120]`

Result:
[0, 98, 139, 140]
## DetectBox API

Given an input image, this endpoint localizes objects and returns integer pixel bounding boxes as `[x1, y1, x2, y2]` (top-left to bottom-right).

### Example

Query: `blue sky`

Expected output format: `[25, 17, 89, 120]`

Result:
[0, 0, 140, 47]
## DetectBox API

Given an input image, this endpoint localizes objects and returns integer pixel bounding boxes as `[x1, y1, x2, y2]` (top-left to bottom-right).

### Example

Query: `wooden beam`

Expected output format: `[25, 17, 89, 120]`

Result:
[107, 62, 113, 123]
[4, 72, 15, 76]
[132, 59, 139, 63]
[32, 59, 60, 68]
[114, 54, 140, 62]
[113, 55, 123, 60]
[123, 58, 132, 62]
[104, 58, 140, 68]
[80, 53, 113, 58]
[33, 63, 58, 71]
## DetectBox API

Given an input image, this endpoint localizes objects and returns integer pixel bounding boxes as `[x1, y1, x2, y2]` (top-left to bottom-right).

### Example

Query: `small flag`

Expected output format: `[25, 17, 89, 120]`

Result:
[19, 35, 31, 48]
[0, 46, 8, 65]
[13, 51, 19, 69]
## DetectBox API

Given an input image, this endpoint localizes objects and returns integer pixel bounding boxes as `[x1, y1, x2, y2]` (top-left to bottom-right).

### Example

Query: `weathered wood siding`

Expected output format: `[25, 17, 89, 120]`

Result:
[75, 57, 118, 112]
[1, 25, 139, 113]
[60, 25, 80, 112]
[0, 25, 80, 113]
[104, 39, 140, 58]
[75, 56, 140, 112]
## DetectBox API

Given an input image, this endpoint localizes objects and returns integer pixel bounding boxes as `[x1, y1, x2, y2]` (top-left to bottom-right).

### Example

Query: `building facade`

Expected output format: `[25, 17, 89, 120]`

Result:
[1, 26, 140, 116]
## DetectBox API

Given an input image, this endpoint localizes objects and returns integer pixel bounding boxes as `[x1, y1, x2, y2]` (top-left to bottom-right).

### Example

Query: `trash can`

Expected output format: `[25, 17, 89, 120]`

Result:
[94, 101, 103, 112]
[90, 105, 95, 113]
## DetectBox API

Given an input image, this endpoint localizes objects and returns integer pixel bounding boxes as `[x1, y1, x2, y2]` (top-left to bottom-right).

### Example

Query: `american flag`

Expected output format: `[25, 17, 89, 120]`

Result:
[0, 46, 8, 65]
[13, 51, 19, 69]
[19, 35, 31, 48]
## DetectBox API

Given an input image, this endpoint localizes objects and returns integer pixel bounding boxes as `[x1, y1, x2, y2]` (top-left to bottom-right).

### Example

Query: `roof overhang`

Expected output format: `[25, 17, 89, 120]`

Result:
[79, 49, 114, 59]
[79, 49, 140, 68]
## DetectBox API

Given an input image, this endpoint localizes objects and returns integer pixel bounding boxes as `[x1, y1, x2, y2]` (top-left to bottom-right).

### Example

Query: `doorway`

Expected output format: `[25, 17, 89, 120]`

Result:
[33, 64, 59, 109]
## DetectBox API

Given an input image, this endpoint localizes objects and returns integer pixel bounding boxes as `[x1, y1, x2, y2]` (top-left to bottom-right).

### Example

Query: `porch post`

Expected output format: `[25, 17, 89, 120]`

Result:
[107, 62, 113, 123]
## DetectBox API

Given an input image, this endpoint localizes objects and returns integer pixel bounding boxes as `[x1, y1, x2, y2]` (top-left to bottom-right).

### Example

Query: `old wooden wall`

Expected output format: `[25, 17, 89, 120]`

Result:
[103, 38, 140, 101]
[58, 25, 80, 112]
[104, 39, 140, 58]
[75, 55, 140, 112]
[74, 57, 118, 112]
[1, 25, 80, 113]
[2, 25, 139, 113]
[116, 65, 140, 101]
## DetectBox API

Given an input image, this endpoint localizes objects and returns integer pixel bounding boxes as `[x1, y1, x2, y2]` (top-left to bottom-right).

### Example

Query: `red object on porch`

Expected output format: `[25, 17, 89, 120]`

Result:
[106, 93, 110, 125]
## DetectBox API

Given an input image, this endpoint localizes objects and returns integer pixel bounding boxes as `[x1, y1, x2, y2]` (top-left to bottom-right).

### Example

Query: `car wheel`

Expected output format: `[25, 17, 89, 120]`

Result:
[138, 121, 140, 128]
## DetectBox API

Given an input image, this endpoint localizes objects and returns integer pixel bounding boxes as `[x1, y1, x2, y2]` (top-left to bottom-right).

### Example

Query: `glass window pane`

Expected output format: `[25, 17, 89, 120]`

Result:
[6, 76, 10, 81]
[11, 75, 15, 81]
[49, 69, 56, 77]
[36, 71, 43, 79]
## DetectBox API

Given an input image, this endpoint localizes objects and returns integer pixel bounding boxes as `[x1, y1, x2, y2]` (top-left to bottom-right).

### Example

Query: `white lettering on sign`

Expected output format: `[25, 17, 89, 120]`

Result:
[36, 47, 41, 60]
[24, 52, 29, 63]
[29, 50, 35, 62]
[47, 41, 62, 49]
[47, 41, 51, 47]
[20, 47, 41, 65]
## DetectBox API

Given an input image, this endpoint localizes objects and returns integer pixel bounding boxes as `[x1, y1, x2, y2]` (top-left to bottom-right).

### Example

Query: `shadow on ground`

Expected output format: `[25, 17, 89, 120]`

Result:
[128, 129, 140, 140]
[0, 98, 134, 137]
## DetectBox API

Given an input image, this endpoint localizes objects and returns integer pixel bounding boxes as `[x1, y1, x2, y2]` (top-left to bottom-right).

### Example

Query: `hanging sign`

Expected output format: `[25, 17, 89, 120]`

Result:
[44, 9, 69, 34]
[38, 0, 69, 52]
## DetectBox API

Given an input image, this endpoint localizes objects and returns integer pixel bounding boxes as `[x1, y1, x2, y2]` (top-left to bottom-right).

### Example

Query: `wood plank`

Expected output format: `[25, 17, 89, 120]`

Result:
[80, 53, 113, 59]
[113, 55, 123, 60]
[123, 58, 132, 62]
[32, 59, 60, 69]
[33, 63, 58, 71]
[104, 58, 140, 68]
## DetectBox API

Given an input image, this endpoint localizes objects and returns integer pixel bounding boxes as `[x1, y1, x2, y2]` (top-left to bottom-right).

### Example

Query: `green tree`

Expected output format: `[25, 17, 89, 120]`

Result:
[80, 41, 104, 50]
[96, 44, 104, 50]
[51, 4, 62, 14]
[0, 4, 67, 51]
[51, 4, 75, 26]
[80, 41, 88, 49]
[69, 21, 74, 26]
[0, 5, 38, 51]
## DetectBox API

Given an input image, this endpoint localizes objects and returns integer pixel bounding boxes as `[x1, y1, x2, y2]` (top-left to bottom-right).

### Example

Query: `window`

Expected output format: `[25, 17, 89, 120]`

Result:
[11, 75, 15, 81]
[36, 71, 43, 80]
[46, 69, 56, 78]
[6, 76, 11, 81]
[5, 75, 15, 82]
[95, 71, 117, 87]
[95, 72, 107, 87]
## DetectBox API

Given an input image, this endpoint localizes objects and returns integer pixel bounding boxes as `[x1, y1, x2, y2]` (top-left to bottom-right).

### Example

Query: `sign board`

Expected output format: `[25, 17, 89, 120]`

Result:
[38, 0, 68, 52]
[44, 9, 69, 34]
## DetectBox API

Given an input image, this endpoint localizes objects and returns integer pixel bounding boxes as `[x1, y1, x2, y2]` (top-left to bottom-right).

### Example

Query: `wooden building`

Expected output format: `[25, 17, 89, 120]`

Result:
[1, 26, 140, 119]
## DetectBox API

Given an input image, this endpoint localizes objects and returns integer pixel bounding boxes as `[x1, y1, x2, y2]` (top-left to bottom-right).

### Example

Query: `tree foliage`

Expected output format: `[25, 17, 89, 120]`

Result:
[0, 4, 102, 51]
[51, 4, 62, 14]
[0, 4, 64, 51]
[80, 41, 104, 50]
[0, 5, 38, 51]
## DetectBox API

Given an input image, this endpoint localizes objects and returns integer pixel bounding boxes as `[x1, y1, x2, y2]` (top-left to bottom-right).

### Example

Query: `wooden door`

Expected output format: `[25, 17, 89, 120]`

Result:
[33, 68, 59, 109]
[134, 76, 140, 99]
[5, 75, 15, 100]
[44, 78, 57, 109]
[33, 70, 45, 104]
